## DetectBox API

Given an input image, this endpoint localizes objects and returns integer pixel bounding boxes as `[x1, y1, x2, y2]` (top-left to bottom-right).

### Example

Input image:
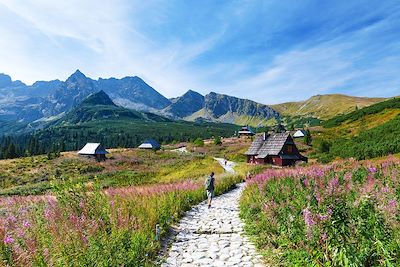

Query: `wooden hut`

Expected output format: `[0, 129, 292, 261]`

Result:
[138, 139, 161, 150]
[238, 125, 255, 137]
[78, 143, 108, 161]
[245, 132, 307, 166]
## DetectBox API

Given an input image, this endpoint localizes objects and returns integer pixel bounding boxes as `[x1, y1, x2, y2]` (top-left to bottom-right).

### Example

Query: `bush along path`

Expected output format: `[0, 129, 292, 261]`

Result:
[161, 159, 264, 267]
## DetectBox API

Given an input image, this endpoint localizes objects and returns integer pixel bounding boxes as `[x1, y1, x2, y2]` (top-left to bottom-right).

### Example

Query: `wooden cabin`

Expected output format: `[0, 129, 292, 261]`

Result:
[78, 143, 108, 161]
[245, 132, 307, 166]
[238, 125, 255, 137]
[138, 139, 161, 150]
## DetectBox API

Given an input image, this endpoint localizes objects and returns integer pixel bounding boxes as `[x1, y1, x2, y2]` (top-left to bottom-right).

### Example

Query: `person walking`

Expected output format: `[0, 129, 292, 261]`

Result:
[205, 172, 215, 209]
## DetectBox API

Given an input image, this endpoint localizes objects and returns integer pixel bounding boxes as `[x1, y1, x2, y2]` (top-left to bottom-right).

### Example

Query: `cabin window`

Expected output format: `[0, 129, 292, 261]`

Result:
[287, 145, 293, 153]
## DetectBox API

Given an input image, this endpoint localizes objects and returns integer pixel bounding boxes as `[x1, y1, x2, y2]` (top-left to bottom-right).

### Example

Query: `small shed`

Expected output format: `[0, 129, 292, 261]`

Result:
[238, 125, 255, 137]
[293, 130, 306, 138]
[138, 139, 161, 150]
[78, 143, 108, 161]
[245, 132, 307, 166]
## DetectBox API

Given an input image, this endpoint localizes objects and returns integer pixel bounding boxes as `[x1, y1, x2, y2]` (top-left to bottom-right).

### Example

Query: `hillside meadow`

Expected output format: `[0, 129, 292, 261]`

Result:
[0, 148, 224, 196]
[241, 155, 400, 266]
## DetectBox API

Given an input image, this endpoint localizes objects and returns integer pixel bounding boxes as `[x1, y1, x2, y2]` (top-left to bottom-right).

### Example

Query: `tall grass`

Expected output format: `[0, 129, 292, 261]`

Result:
[240, 156, 400, 266]
[0, 174, 242, 266]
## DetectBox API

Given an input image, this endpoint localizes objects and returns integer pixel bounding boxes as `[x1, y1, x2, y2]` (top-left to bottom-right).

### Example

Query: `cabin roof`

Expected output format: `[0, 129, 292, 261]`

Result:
[238, 125, 255, 135]
[293, 130, 306, 137]
[244, 135, 264, 155]
[78, 143, 108, 155]
[139, 139, 161, 149]
[256, 132, 290, 158]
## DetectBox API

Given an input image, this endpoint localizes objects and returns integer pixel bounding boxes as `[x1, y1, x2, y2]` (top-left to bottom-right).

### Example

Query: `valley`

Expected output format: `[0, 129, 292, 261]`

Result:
[0, 67, 399, 267]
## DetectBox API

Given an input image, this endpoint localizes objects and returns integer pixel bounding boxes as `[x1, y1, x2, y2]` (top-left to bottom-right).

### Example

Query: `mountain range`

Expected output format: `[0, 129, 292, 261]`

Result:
[0, 70, 280, 127]
[0, 70, 390, 134]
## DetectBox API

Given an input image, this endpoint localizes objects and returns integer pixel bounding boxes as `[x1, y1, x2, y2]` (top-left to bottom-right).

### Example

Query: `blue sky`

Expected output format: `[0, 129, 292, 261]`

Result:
[0, 0, 399, 104]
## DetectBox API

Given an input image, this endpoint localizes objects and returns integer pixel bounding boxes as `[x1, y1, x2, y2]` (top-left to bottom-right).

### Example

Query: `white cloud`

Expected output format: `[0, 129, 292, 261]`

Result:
[0, 0, 222, 97]
[0, 0, 398, 103]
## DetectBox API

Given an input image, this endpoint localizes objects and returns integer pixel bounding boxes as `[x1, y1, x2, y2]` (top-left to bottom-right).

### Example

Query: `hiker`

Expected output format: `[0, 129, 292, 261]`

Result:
[205, 172, 215, 209]
[224, 160, 227, 166]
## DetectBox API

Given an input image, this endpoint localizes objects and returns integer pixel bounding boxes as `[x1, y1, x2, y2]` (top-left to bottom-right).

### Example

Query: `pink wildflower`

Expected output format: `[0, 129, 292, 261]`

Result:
[388, 199, 397, 208]
[317, 213, 330, 221]
[4, 235, 14, 245]
[315, 192, 322, 206]
[22, 220, 30, 228]
[303, 208, 315, 227]
[381, 186, 389, 193]
[321, 232, 328, 242]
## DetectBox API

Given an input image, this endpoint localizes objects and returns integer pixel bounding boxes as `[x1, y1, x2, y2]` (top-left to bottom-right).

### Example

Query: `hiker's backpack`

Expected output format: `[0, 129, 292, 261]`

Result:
[205, 176, 214, 191]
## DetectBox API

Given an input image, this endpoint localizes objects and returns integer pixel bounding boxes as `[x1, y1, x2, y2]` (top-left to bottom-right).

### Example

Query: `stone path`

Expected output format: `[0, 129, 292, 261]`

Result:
[214, 157, 236, 174]
[161, 183, 264, 267]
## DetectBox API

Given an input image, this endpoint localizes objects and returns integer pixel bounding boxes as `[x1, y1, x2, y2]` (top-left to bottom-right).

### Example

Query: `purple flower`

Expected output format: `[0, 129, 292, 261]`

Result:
[321, 232, 328, 241]
[368, 167, 377, 173]
[22, 220, 30, 228]
[4, 235, 14, 245]
[315, 192, 322, 206]
[388, 199, 397, 208]
[381, 187, 389, 193]
[317, 213, 330, 221]
[303, 208, 315, 227]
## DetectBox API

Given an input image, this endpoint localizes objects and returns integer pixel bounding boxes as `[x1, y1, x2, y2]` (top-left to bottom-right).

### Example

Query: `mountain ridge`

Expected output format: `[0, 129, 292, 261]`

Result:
[0, 71, 391, 131]
[272, 94, 386, 120]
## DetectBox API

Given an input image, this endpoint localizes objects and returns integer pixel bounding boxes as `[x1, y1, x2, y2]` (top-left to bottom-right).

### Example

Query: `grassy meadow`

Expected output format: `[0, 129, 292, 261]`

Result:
[0, 140, 246, 265]
[0, 149, 224, 196]
[0, 174, 243, 265]
[240, 156, 400, 266]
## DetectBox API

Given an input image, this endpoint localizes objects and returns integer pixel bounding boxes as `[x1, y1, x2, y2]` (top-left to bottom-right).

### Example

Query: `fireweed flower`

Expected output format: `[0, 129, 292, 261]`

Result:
[328, 176, 339, 194]
[317, 211, 331, 221]
[321, 232, 328, 242]
[368, 167, 377, 173]
[315, 192, 322, 206]
[4, 235, 14, 245]
[381, 186, 389, 193]
[303, 208, 315, 227]
[388, 199, 397, 209]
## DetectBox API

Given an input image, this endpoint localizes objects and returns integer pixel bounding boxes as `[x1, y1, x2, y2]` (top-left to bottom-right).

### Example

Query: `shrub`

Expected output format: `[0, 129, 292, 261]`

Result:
[193, 138, 204, 147]
[214, 136, 222, 145]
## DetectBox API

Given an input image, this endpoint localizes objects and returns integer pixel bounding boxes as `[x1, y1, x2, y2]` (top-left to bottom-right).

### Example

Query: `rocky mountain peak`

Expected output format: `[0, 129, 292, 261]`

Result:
[66, 69, 90, 84]
[0, 73, 12, 88]
[0, 73, 26, 88]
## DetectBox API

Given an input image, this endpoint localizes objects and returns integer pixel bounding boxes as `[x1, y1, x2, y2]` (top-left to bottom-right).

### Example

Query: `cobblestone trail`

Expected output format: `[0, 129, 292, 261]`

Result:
[161, 183, 264, 267]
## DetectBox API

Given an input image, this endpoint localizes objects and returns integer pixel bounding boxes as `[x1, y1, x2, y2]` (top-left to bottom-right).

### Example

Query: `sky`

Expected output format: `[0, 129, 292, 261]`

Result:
[0, 0, 399, 104]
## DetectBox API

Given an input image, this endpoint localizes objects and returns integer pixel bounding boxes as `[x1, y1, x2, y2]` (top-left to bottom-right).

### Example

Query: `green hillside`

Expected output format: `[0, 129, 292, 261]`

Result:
[310, 97, 400, 161]
[323, 97, 400, 128]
